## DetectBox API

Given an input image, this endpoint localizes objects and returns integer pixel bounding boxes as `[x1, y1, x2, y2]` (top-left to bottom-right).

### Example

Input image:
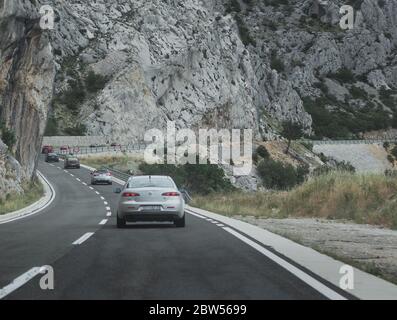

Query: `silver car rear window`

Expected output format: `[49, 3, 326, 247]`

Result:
[128, 177, 175, 188]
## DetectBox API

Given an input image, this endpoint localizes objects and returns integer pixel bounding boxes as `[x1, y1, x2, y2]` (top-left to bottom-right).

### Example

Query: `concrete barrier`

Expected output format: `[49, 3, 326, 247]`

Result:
[42, 136, 108, 147]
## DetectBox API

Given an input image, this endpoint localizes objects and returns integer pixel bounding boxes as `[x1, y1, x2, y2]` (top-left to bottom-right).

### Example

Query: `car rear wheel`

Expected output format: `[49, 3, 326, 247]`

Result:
[174, 215, 185, 228]
[117, 215, 126, 228]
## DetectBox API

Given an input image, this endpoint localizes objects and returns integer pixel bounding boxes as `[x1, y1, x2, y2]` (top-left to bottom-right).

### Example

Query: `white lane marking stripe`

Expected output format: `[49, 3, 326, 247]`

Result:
[222, 227, 347, 300]
[100, 196, 105, 200]
[106, 206, 111, 211]
[106, 212, 112, 217]
[82, 182, 87, 186]
[95, 191, 100, 195]
[89, 187, 94, 190]
[217, 224, 225, 227]
[73, 232, 94, 245]
[99, 219, 108, 225]
[187, 211, 206, 219]
[211, 221, 219, 224]
[104, 201, 108, 205]
[76, 178, 81, 182]
[0, 267, 42, 300]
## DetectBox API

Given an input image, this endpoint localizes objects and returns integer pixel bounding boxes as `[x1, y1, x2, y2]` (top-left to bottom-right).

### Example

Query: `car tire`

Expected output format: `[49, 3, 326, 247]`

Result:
[174, 215, 185, 228]
[117, 215, 126, 228]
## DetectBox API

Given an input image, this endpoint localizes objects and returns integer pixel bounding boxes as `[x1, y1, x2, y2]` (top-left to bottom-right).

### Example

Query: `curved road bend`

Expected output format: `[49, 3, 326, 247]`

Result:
[0, 158, 353, 300]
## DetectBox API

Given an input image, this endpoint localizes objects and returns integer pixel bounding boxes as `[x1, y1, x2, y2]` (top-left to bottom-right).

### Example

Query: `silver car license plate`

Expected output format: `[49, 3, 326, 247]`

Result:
[142, 206, 161, 211]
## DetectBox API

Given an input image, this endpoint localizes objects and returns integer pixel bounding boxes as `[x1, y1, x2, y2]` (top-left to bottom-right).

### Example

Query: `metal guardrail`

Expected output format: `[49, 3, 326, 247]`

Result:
[102, 167, 131, 181]
[52, 143, 148, 156]
[303, 139, 397, 145]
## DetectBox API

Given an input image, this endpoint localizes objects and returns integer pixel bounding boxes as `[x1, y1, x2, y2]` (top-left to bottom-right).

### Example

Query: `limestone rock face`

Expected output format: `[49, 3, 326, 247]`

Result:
[0, 0, 55, 182]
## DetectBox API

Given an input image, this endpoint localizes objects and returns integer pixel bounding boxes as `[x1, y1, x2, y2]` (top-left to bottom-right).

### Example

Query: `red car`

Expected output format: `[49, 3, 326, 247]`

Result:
[41, 145, 54, 154]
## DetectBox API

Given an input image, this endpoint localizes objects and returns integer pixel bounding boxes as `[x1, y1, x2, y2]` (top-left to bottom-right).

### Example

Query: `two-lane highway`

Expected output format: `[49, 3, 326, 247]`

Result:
[0, 159, 353, 300]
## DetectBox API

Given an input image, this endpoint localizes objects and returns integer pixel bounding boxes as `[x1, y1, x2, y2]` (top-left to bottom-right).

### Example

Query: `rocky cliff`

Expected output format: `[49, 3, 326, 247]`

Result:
[0, 0, 55, 197]
[44, 0, 396, 142]
[1, 0, 397, 193]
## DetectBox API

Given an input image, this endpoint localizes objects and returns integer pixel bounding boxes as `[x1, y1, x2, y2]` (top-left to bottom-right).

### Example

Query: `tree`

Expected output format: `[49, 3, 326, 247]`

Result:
[281, 121, 304, 154]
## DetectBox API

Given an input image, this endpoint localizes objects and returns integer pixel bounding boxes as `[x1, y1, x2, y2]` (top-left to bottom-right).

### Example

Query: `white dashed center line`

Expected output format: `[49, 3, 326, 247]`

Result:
[73, 232, 94, 245]
[89, 187, 94, 190]
[104, 201, 108, 205]
[100, 196, 105, 200]
[106, 206, 111, 211]
[106, 212, 112, 217]
[99, 219, 108, 225]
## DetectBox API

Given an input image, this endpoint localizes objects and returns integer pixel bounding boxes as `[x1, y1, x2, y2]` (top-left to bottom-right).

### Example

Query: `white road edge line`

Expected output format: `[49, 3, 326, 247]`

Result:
[73, 232, 95, 245]
[222, 227, 347, 300]
[0, 267, 42, 300]
[99, 219, 108, 225]
[188, 211, 206, 219]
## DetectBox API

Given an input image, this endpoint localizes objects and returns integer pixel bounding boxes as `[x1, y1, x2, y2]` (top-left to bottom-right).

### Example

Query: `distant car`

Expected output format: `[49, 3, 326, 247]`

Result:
[45, 153, 59, 163]
[64, 156, 80, 169]
[60, 146, 69, 152]
[42, 145, 53, 154]
[91, 169, 112, 185]
[115, 175, 185, 228]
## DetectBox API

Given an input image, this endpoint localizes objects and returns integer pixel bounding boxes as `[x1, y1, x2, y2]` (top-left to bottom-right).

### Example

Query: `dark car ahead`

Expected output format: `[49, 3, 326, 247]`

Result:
[41, 145, 53, 154]
[64, 156, 80, 169]
[45, 153, 59, 163]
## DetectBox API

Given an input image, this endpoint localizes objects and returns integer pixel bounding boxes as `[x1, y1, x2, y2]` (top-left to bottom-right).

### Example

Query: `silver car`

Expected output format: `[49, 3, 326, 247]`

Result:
[115, 175, 185, 228]
[91, 169, 113, 185]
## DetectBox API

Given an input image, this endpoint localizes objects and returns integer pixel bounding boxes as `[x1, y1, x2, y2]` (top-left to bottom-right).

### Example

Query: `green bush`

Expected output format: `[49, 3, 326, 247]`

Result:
[60, 79, 86, 112]
[391, 146, 397, 158]
[328, 68, 355, 83]
[0, 124, 16, 149]
[139, 161, 235, 195]
[85, 71, 107, 93]
[256, 145, 270, 159]
[257, 158, 307, 190]
[270, 52, 285, 72]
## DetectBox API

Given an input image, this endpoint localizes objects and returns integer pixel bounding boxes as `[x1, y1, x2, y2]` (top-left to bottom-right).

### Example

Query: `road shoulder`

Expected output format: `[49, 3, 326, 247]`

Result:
[187, 206, 397, 300]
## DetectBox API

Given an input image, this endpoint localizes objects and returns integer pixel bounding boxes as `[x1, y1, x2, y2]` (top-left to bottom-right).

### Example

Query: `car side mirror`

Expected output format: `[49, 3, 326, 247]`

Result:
[114, 188, 122, 194]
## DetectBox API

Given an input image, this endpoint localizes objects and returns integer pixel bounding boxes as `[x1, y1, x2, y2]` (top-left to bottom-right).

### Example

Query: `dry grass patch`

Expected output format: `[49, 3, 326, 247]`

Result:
[0, 179, 44, 215]
[192, 171, 397, 229]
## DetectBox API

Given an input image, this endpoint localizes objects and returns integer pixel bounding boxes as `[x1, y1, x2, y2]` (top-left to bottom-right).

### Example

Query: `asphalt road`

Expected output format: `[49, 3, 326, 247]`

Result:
[0, 159, 350, 300]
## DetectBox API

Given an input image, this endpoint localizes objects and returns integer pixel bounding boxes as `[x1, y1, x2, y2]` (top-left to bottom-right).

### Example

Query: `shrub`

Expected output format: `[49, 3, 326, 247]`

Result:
[0, 124, 16, 149]
[85, 71, 107, 93]
[391, 146, 397, 158]
[384, 142, 390, 150]
[256, 145, 270, 159]
[257, 159, 306, 190]
[270, 52, 285, 72]
[61, 79, 86, 111]
[328, 68, 355, 83]
[139, 161, 235, 195]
